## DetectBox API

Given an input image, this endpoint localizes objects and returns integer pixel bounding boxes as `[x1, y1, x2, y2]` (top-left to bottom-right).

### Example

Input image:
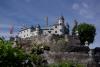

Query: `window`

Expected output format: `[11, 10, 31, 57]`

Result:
[55, 26, 57, 28]
[27, 34, 28, 36]
[24, 35, 25, 37]
[60, 23, 62, 25]
[48, 31, 51, 33]
[55, 31, 57, 33]
[60, 29, 63, 32]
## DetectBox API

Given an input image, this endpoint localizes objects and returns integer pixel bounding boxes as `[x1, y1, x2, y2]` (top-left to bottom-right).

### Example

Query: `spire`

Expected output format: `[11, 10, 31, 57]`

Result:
[72, 19, 78, 36]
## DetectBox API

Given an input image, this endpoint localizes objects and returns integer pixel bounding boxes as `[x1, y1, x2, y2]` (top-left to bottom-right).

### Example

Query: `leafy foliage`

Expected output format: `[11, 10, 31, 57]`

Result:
[77, 23, 96, 45]
[31, 43, 48, 67]
[0, 38, 48, 67]
[48, 62, 85, 67]
[0, 38, 29, 67]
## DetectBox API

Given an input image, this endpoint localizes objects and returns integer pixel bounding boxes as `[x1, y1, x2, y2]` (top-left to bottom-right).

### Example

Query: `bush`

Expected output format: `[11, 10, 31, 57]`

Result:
[48, 62, 85, 67]
[0, 38, 48, 67]
[0, 38, 28, 67]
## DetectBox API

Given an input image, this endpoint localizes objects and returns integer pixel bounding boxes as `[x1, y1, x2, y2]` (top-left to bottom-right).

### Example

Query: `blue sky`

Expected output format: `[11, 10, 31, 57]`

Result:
[0, 0, 100, 48]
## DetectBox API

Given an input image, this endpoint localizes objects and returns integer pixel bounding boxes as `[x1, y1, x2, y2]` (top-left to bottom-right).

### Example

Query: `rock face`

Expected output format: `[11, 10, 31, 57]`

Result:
[43, 51, 98, 67]
[43, 51, 89, 64]
[17, 34, 99, 66]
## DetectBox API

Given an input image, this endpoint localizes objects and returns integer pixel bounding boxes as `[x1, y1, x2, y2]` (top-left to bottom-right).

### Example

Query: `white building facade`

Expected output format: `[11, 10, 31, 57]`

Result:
[18, 28, 32, 38]
[18, 16, 69, 39]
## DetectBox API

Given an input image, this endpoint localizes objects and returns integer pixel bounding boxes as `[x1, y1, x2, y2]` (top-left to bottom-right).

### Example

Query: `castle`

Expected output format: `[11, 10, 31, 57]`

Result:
[18, 16, 70, 38]
[17, 16, 100, 66]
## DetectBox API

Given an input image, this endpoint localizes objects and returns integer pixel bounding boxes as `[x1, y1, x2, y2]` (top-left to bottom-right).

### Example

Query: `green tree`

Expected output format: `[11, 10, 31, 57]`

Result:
[77, 23, 96, 45]
[31, 43, 48, 67]
[0, 38, 36, 67]
[0, 38, 34, 67]
[0, 37, 48, 67]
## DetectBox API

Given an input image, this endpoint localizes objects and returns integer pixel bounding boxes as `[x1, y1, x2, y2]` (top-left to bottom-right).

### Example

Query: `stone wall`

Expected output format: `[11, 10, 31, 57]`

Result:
[43, 51, 98, 67]
[43, 51, 89, 64]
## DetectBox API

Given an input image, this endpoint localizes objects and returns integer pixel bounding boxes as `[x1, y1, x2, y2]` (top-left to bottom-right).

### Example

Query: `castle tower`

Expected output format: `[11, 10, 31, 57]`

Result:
[58, 16, 64, 25]
[35, 24, 41, 36]
[58, 16, 65, 35]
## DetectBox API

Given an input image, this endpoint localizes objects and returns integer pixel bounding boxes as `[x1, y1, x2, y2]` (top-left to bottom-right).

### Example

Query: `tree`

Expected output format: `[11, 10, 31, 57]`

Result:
[0, 37, 49, 67]
[77, 23, 96, 45]
[31, 43, 48, 67]
[0, 38, 27, 67]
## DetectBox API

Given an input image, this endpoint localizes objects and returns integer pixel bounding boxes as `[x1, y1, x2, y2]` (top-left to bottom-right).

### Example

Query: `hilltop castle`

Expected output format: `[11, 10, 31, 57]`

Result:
[17, 16, 81, 50]
[18, 16, 71, 38]
[16, 16, 100, 66]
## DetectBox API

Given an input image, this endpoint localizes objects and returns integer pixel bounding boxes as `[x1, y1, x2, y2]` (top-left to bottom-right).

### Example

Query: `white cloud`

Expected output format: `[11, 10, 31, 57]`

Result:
[0, 24, 21, 29]
[82, 2, 88, 8]
[72, 3, 79, 10]
[0, 32, 17, 40]
[79, 9, 94, 19]
[0, 24, 20, 39]
[72, 2, 94, 19]
[1, 32, 17, 36]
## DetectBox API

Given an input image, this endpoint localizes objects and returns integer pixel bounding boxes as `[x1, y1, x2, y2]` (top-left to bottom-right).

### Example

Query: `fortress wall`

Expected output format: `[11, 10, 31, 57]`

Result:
[43, 51, 91, 65]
